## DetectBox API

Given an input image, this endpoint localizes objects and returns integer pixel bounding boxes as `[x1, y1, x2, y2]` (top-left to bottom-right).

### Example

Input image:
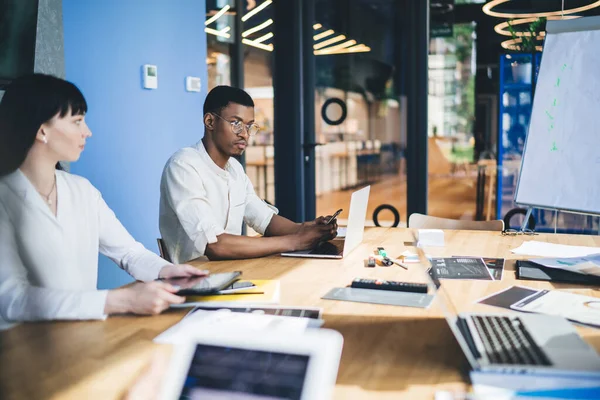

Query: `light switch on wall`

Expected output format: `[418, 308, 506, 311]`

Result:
[142, 64, 158, 89]
[186, 76, 201, 92]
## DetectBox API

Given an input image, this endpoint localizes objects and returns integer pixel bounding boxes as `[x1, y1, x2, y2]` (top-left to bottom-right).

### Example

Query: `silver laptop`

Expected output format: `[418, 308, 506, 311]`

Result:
[414, 236, 600, 377]
[281, 186, 370, 259]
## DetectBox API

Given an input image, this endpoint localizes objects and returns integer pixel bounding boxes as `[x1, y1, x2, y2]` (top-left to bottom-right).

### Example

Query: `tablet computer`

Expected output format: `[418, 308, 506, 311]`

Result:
[160, 271, 242, 296]
[158, 329, 343, 400]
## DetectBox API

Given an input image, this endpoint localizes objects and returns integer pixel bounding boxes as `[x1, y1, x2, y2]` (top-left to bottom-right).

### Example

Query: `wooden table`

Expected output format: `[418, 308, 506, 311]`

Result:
[2, 228, 600, 399]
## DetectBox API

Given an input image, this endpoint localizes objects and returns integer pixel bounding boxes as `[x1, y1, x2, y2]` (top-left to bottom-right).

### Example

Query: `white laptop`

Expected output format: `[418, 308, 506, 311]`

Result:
[281, 185, 370, 259]
[158, 328, 343, 400]
[414, 235, 600, 377]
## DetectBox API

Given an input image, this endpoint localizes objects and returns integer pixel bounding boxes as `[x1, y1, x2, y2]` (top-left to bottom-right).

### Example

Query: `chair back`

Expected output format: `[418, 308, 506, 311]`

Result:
[156, 238, 172, 262]
[408, 213, 504, 231]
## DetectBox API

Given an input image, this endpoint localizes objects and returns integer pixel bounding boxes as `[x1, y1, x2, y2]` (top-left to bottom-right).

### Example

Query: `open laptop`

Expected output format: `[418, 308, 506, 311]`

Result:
[159, 328, 343, 400]
[281, 185, 370, 259]
[413, 234, 600, 377]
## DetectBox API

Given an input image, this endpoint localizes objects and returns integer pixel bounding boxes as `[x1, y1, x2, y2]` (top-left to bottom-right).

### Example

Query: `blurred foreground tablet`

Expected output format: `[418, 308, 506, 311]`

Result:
[159, 329, 343, 400]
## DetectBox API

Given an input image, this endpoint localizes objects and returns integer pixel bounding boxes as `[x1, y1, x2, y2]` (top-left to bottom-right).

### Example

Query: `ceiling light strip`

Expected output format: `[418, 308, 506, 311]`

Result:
[317, 39, 357, 53]
[314, 29, 335, 41]
[313, 34, 346, 50]
[205, 27, 231, 38]
[205, 5, 230, 26]
[242, 18, 274, 37]
[313, 23, 322, 30]
[254, 32, 274, 44]
[242, 38, 274, 51]
[315, 45, 371, 55]
[241, 0, 273, 22]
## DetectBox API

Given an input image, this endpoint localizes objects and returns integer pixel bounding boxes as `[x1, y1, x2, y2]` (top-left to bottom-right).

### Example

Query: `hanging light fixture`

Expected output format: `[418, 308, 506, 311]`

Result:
[494, 15, 579, 37]
[501, 36, 544, 52]
[311, 24, 371, 55]
[483, 0, 600, 18]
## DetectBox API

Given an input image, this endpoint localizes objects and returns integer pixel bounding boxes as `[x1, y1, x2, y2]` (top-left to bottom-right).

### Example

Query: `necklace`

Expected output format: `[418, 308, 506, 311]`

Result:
[38, 175, 56, 206]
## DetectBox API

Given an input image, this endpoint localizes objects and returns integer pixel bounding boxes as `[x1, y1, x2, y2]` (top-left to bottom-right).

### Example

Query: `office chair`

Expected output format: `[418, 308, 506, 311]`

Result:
[156, 238, 172, 262]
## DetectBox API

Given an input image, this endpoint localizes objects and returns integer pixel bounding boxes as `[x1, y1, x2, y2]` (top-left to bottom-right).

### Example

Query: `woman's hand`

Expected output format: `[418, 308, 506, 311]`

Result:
[105, 281, 185, 315]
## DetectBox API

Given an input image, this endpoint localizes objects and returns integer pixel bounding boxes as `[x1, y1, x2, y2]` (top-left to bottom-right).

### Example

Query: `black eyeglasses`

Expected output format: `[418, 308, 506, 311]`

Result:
[501, 228, 538, 236]
[212, 113, 260, 137]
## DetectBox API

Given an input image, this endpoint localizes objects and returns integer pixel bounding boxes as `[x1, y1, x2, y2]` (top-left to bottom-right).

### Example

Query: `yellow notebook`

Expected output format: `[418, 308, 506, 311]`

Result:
[176, 280, 280, 308]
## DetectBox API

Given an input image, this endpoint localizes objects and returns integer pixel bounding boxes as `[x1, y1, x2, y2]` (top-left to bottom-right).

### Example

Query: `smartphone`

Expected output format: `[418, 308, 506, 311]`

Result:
[218, 281, 257, 294]
[326, 209, 343, 224]
[160, 271, 242, 296]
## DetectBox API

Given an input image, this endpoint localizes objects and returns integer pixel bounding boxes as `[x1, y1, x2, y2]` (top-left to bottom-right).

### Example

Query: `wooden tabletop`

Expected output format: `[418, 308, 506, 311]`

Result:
[2, 228, 600, 400]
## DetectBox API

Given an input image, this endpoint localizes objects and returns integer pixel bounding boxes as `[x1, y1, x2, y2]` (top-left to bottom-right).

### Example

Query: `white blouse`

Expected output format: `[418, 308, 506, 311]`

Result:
[159, 140, 278, 264]
[0, 169, 170, 330]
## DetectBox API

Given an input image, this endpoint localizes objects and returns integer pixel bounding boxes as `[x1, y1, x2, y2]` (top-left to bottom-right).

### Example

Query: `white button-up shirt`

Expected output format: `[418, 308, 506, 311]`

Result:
[0, 170, 170, 330]
[159, 140, 277, 263]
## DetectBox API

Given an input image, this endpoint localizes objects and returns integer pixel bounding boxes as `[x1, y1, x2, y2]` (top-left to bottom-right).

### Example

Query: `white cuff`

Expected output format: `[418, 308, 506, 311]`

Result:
[80, 290, 110, 320]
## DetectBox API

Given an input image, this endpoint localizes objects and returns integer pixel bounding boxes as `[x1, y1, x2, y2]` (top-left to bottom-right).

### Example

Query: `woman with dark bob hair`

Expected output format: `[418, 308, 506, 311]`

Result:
[0, 74, 206, 329]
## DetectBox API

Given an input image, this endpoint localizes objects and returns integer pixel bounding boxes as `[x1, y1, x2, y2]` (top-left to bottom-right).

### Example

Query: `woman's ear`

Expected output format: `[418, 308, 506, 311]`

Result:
[204, 113, 215, 131]
[36, 125, 48, 144]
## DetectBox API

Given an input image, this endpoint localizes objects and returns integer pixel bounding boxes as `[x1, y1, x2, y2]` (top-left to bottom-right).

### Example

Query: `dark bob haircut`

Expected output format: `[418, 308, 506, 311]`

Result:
[203, 85, 254, 116]
[0, 73, 87, 177]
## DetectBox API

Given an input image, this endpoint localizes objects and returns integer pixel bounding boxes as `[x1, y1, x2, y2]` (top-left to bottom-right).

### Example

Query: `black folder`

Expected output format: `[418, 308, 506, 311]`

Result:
[516, 260, 600, 286]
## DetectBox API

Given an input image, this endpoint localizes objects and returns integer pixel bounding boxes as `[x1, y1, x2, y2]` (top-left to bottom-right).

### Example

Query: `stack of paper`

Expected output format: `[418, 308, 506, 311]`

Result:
[511, 241, 600, 258]
[528, 254, 600, 277]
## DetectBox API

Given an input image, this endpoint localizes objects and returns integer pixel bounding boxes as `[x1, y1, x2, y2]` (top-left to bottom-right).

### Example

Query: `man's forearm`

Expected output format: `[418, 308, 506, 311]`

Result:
[205, 233, 296, 260]
[264, 214, 301, 237]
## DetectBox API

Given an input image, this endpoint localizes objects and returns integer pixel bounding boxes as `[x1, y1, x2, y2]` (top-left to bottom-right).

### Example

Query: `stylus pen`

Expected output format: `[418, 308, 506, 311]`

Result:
[388, 257, 409, 270]
[374, 255, 408, 270]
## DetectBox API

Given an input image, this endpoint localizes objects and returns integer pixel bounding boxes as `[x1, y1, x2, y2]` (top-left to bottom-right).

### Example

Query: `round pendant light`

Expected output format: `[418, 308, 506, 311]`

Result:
[483, 0, 600, 19]
[494, 15, 579, 37]
[501, 36, 545, 51]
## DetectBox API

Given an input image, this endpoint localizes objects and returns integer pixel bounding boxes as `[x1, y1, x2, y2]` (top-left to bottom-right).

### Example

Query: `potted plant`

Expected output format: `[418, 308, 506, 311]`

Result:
[506, 17, 546, 86]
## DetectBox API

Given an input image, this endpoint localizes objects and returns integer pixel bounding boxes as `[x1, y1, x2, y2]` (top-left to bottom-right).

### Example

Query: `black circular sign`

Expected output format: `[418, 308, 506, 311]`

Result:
[321, 98, 347, 126]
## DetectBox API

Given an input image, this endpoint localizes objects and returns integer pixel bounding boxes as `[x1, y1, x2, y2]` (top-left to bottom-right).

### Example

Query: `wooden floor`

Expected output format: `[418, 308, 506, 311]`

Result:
[316, 173, 478, 226]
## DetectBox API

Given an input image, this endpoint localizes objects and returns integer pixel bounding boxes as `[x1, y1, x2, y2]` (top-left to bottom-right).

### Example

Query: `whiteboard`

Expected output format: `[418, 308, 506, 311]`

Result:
[515, 16, 600, 216]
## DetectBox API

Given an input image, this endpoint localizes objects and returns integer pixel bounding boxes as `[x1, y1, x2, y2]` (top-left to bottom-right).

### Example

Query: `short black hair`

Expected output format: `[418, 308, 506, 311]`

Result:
[203, 85, 254, 115]
[0, 73, 87, 176]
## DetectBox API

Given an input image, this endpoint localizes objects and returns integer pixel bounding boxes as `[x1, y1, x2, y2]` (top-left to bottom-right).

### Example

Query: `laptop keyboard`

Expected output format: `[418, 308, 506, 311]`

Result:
[308, 241, 343, 255]
[471, 315, 552, 366]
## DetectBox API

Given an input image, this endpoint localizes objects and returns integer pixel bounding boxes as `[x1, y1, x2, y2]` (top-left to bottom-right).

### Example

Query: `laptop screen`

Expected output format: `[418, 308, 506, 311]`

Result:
[180, 344, 310, 400]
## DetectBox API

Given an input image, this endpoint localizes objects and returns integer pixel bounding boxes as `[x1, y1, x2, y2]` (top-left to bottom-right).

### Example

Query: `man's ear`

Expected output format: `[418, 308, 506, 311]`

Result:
[204, 113, 215, 131]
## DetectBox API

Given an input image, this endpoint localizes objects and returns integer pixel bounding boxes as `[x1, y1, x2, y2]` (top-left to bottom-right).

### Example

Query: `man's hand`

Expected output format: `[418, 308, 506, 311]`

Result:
[315, 214, 339, 232]
[158, 264, 209, 279]
[292, 220, 337, 251]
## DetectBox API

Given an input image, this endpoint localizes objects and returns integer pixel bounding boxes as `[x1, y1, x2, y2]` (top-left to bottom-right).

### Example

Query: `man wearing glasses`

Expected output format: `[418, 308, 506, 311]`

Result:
[159, 86, 337, 262]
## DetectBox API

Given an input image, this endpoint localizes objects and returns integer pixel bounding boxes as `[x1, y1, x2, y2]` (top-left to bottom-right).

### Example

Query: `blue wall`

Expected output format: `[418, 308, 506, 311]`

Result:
[63, 0, 207, 289]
